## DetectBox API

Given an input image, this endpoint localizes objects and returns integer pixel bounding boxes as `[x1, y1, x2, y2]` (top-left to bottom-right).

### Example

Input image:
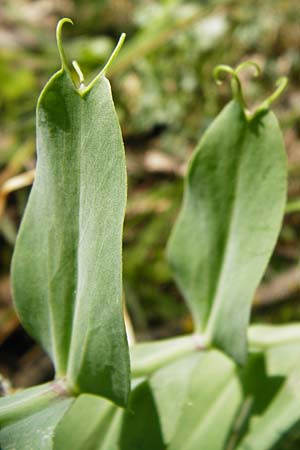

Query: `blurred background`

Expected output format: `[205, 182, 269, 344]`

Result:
[0, 0, 300, 442]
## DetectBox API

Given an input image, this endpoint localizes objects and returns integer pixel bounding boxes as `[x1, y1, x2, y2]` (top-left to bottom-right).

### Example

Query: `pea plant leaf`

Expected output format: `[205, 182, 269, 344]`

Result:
[236, 371, 300, 450]
[53, 394, 121, 450]
[150, 353, 202, 444]
[133, 350, 243, 450]
[236, 330, 300, 450]
[167, 63, 288, 364]
[11, 18, 130, 406]
[0, 395, 73, 450]
[120, 380, 166, 450]
[54, 379, 166, 450]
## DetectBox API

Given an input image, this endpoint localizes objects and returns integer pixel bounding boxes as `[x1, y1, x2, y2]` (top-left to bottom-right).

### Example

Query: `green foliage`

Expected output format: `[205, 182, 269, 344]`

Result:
[167, 70, 287, 363]
[1, 16, 300, 450]
[53, 394, 120, 450]
[153, 351, 242, 450]
[0, 394, 73, 450]
[3, 333, 300, 450]
[11, 19, 130, 406]
[236, 326, 300, 450]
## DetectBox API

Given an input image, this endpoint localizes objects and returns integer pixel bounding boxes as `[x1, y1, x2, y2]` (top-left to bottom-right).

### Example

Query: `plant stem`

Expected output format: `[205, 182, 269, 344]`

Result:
[248, 324, 300, 350]
[131, 324, 300, 378]
[130, 333, 207, 377]
[0, 380, 70, 426]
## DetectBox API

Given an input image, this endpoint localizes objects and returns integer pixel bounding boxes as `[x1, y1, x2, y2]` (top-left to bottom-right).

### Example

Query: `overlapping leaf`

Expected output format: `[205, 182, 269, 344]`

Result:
[0, 395, 73, 450]
[53, 394, 121, 450]
[236, 324, 300, 450]
[2, 325, 300, 450]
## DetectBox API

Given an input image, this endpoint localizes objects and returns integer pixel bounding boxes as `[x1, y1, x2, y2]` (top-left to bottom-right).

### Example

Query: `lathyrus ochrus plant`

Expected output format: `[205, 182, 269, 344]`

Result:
[1, 18, 300, 450]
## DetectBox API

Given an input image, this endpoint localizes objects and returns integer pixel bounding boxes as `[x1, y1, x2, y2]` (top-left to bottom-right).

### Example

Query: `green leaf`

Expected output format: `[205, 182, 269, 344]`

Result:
[53, 394, 121, 450]
[166, 350, 242, 450]
[236, 366, 300, 450]
[227, 325, 300, 450]
[11, 19, 130, 406]
[150, 353, 201, 443]
[55, 379, 164, 450]
[167, 99, 287, 363]
[120, 380, 165, 450]
[0, 397, 73, 450]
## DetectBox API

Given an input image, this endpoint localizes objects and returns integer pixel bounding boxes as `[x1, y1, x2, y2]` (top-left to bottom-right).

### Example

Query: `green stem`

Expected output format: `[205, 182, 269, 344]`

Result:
[130, 333, 207, 377]
[248, 324, 300, 350]
[131, 324, 300, 378]
[0, 380, 70, 426]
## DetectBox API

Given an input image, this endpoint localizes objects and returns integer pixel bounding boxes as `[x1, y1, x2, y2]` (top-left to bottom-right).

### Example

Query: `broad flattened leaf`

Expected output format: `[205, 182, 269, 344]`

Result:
[228, 325, 300, 450]
[150, 353, 201, 444]
[167, 350, 243, 450]
[0, 397, 73, 450]
[236, 367, 300, 450]
[11, 20, 130, 405]
[53, 394, 122, 450]
[167, 100, 287, 363]
[120, 380, 165, 450]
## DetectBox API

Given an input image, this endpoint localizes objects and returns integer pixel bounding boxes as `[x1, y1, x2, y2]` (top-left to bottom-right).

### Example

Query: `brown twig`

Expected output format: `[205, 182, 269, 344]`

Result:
[0, 169, 35, 219]
[254, 266, 300, 307]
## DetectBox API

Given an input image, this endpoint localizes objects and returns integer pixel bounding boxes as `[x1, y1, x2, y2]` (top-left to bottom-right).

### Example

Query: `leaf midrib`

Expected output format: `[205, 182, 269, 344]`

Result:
[65, 84, 86, 382]
[205, 113, 248, 338]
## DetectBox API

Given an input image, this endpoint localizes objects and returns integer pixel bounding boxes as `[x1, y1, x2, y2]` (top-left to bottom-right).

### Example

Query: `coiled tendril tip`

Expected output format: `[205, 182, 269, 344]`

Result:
[56, 18, 74, 70]
[54, 19, 126, 96]
[235, 61, 261, 78]
[213, 65, 236, 85]
[213, 61, 288, 120]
